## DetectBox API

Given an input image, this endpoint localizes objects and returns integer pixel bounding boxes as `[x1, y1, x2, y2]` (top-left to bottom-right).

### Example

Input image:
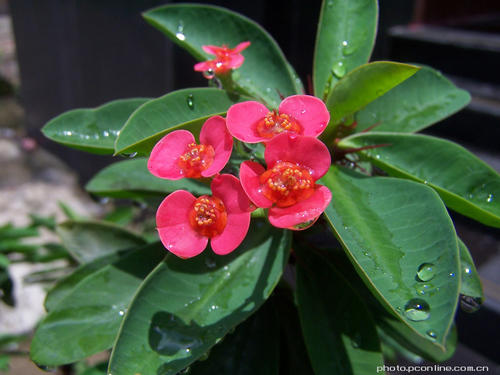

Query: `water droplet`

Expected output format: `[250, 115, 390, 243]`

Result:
[63, 130, 73, 136]
[176, 22, 186, 41]
[129, 152, 137, 158]
[342, 40, 357, 56]
[375, 154, 381, 159]
[460, 295, 482, 313]
[404, 298, 430, 321]
[119, 310, 125, 316]
[423, 180, 429, 185]
[186, 94, 194, 109]
[203, 69, 215, 79]
[449, 272, 456, 278]
[426, 330, 437, 340]
[180, 366, 191, 374]
[102, 130, 110, 137]
[332, 61, 346, 78]
[416, 263, 435, 282]
[415, 283, 433, 296]
[185, 348, 191, 354]
[205, 256, 216, 269]
[486, 194, 493, 203]
[342, 40, 348, 47]
[327, 0, 334, 7]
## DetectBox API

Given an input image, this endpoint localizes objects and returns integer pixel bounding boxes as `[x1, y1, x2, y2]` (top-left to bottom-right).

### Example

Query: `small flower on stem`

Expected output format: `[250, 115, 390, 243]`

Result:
[239, 133, 332, 230]
[194, 41, 251, 76]
[156, 174, 253, 258]
[226, 95, 330, 143]
[147, 116, 232, 179]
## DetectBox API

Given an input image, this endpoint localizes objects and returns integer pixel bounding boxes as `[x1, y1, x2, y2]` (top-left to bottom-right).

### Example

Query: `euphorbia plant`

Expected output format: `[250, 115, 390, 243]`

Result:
[34, 1, 498, 374]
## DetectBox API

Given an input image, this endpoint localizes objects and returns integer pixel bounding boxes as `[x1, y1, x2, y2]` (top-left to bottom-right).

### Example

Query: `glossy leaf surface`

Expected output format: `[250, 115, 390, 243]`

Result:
[143, 4, 302, 108]
[42, 98, 149, 154]
[296, 246, 384, 374]
[56, 220, 147, 263]
[458, 239, 483, 300]
[85, 158, 210, 199]
[314, 0, 378, 98]
[355, 66, 471, 133]
[114, 88, 246, 155]
[44, 253, 121, 311]
[189, 301, 279, 375]
[340, 133, 500, 227]
[31, 243, 165, 366]
[321, 167, 460, 350]
[326, 62, 419, 124]
[108, 222, 290, 375]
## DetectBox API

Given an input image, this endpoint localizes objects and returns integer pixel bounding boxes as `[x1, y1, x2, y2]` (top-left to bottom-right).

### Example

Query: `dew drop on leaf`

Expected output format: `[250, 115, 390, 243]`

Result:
[129, 152, 138, 158]
[186, 94, 194, 109]
[404, 298, 430, 321]
[416, 263, 435, 282]
[332, 61, 346, 78]
[205, 256, 216, 269]
[486, 193, 493, 203]
[426, 330, 437, 340]
[176, 22, 186, 41]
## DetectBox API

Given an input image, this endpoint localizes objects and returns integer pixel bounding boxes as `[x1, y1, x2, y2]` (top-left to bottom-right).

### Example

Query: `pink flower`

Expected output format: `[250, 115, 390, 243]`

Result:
[156, 174, 253, 258]
[226, 95, 330, 143]
[147, 116, 232, 179]
[194, 41, 251, 76]
[240, 133, 332, 230]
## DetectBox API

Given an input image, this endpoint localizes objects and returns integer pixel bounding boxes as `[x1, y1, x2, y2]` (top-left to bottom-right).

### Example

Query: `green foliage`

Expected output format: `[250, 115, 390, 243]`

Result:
[30, 1, 491, 374]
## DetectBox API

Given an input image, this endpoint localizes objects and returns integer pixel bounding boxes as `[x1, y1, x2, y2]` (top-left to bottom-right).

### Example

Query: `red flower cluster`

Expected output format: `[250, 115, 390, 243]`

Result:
[194, 41, 251, 76]
[148, 43, 332, 258]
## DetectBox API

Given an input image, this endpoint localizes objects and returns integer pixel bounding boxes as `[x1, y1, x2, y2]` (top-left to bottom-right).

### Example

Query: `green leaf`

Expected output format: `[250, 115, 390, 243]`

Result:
[0, 223, 38, 239]
[79, 363, 108, 375]
[114, 88, 246, 155]
[42, 98, 150, 155]
[56, 220, 147, 263]
[296, 246, 383, 375]
[320, 167, 460, 351]
[313, 0, 378, 98]
[0, 267, 13, 306]
[85, 158, 210, 199]
[339, 133, 500, 227]
[458, 239, 483, 300]
[108, 222, 290, 375]
[355, 66, 471, 133]
[30, 243, 165, 366]
[189, 301, 279, 375]
[326, 62, 419, 124]
[44, 253, 122, 311]
[143, 4, 302, 108]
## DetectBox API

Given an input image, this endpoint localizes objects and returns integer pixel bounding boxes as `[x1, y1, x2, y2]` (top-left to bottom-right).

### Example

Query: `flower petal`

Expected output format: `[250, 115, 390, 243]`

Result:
[194, 61, 213, 72]
[268, 185, 332, 229]
[226, 101, 269, 143]
[233, 41, 251, 53]
[200, 116, 233, 177]
[227, 54, 244, 70]
[279, 95, 330, 137]
[202, 45, 224, 55]
[211, 174, 253, 214]
[264, 133, 331, 180]
[211, 212, 250, 255]
[148, 130, 195, 180]
[239, 161, 273, 208]
[156, 190, 208, 258]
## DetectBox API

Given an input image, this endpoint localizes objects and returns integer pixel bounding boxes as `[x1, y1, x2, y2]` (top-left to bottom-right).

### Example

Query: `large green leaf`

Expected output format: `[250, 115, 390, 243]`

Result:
[313, 0, 378, 98]
[325, 62, 419, 124]
[296, 246, 383, 375]
[108, 222, 290, 375]
[320, 167, 460, 351]
[42, 98, 149, 154]
[44, 253, 122, 311]
[114, 88, 245, 155]
[355, 66, 471, 133]
[189, 301, 279, 375]
[56, 220, 147, 263]
[143, 4, 302, 108]
[339, 133, 500, 227]
[30, 243, 165, 366]
[458, 239, 483, 300]
[85, 158, 210, 199]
